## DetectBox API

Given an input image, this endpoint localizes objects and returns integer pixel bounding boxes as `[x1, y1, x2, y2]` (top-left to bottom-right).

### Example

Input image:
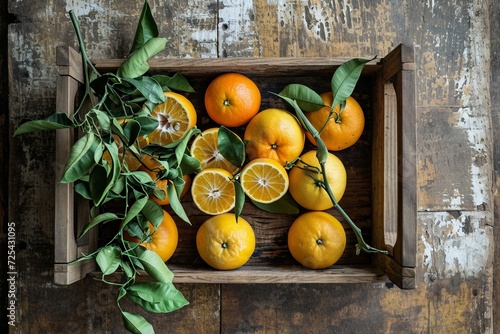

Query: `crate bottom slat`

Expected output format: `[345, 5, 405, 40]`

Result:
[88, 265, 388, 284]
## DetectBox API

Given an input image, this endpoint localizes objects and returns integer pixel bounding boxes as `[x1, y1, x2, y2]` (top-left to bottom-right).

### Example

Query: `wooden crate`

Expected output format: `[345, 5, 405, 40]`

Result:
[53, 44, 416, 289]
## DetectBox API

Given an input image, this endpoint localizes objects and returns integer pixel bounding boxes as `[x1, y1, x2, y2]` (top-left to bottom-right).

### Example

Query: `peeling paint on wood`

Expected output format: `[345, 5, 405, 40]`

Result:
[421, 212, 492, 282]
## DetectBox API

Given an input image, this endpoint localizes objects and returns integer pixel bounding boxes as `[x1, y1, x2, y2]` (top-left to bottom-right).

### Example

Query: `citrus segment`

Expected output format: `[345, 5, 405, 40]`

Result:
[196, 213, 255, 270]
[240, 158, 289, 204]
[288, 150, 347, 211]
[204, 73, 261, 127]
[190, 127, 240, 174]
[288, 211, 346, 269]
[147, 91, 197, 146]
[305, 92, 365, 151]
[191, 168, 236, 215]
[244, 108, 305, 166]
[124, 209, 179, 262]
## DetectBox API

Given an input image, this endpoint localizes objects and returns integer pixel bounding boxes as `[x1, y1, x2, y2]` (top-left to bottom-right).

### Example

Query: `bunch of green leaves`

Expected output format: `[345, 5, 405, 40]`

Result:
[13, 1, 198, 333]
[273, 57, 387, 255]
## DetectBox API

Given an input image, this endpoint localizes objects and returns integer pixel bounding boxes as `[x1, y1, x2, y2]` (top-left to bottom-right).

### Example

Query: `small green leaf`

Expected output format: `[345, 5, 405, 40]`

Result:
[218, 126, 245, 169]
[174, 127, 201, 167]
[74, 181, 92, 200]
[179, 154, 201, 174]
[122, 196, 149, 227]
[152, 73, 195, 93]
[122, 76, 165, 104]
[167, 182, 191, 225]
[118, 37, 167, 79]
[127, 282, 189, 313]
[251, 192, 300, 214]
[234, 181, 245, 221]
[331, 57, 374, 108]
[129, 0, 159, 54]
[279, 84, 325, 112]
[121, 311, 155, 334]
[136, 247, 174, 283]
[13, 112, 75, 136]
[141, 200, 164, 228]
[96, 245, 121, 275]
[123, 119, 142, 146]
[78, 212, 119, 239]
[134, 116, 159, 136]
[89, 163, 109, 205]
[60, 133, 98, 183]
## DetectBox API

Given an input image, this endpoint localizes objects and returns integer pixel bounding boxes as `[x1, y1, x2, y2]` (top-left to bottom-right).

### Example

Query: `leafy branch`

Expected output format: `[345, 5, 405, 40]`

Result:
[14, 1, 196, 333]
[274, 58, 388, 255]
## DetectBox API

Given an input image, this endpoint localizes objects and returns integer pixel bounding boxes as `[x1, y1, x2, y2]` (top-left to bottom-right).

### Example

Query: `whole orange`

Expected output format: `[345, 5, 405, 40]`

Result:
[204, 73, 261, 127]
[288, 211, 346, 269]
[244, 108, 305, 166]
[305, 92, 365, 151]
[196, 213, 255, 270]
[288, 150, 346, 210]
[124, 209, 179, 262]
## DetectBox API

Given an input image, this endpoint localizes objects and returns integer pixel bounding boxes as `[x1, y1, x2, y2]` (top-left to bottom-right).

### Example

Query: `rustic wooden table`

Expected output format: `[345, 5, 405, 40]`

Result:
[3, 0, 498, 333]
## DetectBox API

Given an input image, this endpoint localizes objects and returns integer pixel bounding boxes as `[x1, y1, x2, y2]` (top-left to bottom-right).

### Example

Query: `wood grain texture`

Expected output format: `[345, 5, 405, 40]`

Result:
[5, 0, 495, 333]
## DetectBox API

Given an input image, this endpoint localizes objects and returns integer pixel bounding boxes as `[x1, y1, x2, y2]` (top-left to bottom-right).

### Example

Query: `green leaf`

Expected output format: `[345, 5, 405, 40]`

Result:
[13, 112, 75, 136]
[78, 212, 119, 239]
[127, 282, 189, 313]
[234, 180, 245, 220]
[331, 57, 374, 108]
[174, 127, 201, 168]
[123, 119, 142, 146]
[141, 200, 164, 228]
[74, 181, 92, 200]
[152, 73, 195, 93]
[60, 133, 98, 183]
[126, 170, 155, 185]
[96, 245, 121, 275]
[89, 73, 114, 97]
[121, 311, 155, 334]
[167, 182, 191, 225]
[122, 77, 165, 104]
[118, 37, 167, 79]
[122, 196, 149, 227]
[179, 154, 201, 175]
[129, 0, 159, 54]
[135, 116, 159, 136]
[251, 192, 300, 214]
[89, 163, 109, 205]
[218, 126, 245, 169]
[136, 247, 174, 283]
[279, 84, 325, 112]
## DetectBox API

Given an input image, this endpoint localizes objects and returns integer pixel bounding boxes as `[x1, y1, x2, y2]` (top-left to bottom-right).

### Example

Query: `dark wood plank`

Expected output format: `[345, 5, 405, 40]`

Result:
[491, 0, 500, 331]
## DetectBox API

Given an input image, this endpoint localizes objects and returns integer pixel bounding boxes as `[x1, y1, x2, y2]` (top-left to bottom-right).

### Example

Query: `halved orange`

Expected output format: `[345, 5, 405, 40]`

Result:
[240, 158, 289, 204]
[190, 127, 240, 174]
[191, 168, 236, 215]
[147, 91, 197, 146]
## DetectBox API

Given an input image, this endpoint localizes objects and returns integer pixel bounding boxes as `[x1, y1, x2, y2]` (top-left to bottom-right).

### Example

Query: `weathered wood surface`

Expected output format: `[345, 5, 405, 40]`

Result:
[4, 0, 496, 333]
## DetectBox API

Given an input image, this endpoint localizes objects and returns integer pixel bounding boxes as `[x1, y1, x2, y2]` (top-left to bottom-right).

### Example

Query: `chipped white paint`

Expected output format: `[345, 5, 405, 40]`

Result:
[219, 0, 258, 56]
[421, 212, 491, 282]
[454, 0, 491, 207]
[65, 0, 106, 17]
[190, 29, 218, 58]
